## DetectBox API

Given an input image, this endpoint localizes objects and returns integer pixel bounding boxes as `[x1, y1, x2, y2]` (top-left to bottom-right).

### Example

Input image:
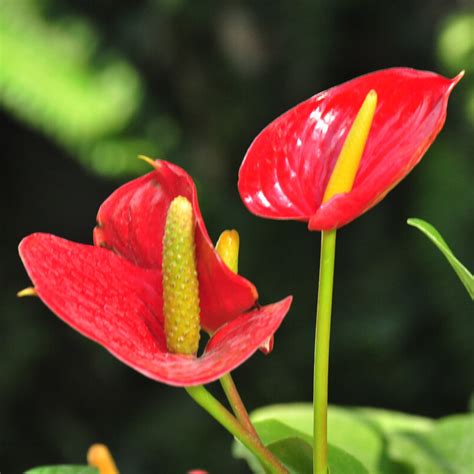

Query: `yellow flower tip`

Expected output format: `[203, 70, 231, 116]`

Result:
[137, 154, 159, 168]
[451, 70, 465, 89]
[322, 89, 378, 204]
[162, 196, 201, 355]
[87, 443, 119, 474]
[17, 287, 38, 298]
[216, 229, 240, 274]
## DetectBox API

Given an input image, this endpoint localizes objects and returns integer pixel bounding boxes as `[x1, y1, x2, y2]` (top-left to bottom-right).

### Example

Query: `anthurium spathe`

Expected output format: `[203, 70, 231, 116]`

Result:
[18, 159, 292, 387]
[238, 67, 463, 230]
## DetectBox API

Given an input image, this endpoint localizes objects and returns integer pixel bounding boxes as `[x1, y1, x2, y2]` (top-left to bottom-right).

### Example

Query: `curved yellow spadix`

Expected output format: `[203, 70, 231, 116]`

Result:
[322, 90, 378, 204]
[162, 196, 201, 355]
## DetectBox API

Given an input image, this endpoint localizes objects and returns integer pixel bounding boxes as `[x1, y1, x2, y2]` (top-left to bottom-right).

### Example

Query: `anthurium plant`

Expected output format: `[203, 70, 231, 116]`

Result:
[18, 68, 472, 474]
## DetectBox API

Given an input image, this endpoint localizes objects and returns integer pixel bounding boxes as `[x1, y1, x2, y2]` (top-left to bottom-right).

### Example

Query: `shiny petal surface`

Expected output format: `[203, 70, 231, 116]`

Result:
[239, 68, 462, 230]
[19, 232, 291, 385]
[19, 233, 165, 355]
[94, 160, 258, 332]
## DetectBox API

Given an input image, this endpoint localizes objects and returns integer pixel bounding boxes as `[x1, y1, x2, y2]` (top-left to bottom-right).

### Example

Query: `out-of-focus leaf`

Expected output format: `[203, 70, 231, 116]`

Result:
[233, 418, 368, 473]
[328, 406, 431, 474]
[252, 418, 312, 445]
[437, 13, 474, 75]
[328, 445, 369, 474]
[408, 218, 474, 300]
[25, 466, 98, 474]
[0, 0, 177, 178]
[268, 438, 370, 474]
[389, 414, 474, 474]
[241, 403, 432, 474]
[0, 1, 141, 141]
[232, 418, 312, 473]
[267, 437, 313, 473]
[250, 403, 313, 435]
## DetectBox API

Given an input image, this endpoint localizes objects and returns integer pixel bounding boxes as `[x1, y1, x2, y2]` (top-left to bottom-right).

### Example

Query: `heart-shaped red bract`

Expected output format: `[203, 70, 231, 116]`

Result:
[238, 68, 462, 230]
[19, 160, 292, 386]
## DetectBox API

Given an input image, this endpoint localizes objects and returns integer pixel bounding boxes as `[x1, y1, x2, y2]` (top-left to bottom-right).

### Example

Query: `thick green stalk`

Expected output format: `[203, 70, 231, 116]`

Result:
[186, 385, 288, 474]
[313, 229, 337, 474]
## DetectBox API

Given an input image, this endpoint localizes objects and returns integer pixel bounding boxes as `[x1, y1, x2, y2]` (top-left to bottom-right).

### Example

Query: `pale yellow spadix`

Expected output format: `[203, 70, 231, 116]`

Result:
[87, 443, 119, 474]
[216, 230, 240, 274]
[17, 287, 38, 297]
[162, 196, 201, 355]
[322, 90, 378, 204]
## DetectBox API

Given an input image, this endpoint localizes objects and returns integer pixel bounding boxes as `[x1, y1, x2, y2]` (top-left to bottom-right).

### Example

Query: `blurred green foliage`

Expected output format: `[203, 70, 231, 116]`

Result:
[234, 404, 473, 473]
[1, 1, 473, 473]
[0, 0, 180, 176]
[437, 12, 474, 126]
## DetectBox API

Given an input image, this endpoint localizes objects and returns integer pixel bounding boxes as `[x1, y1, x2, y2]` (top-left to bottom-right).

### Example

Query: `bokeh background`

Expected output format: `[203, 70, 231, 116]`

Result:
[1, 0, 473, 472]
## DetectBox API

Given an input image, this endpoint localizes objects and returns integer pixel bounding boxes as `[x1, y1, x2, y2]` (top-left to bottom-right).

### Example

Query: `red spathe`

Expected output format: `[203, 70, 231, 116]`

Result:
[19, 160, 292, 386]
[238, 68, 462, 230]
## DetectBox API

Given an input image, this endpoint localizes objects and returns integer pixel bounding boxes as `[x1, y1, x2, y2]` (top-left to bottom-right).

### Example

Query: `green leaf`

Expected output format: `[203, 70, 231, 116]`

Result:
[328, 407, 419, 474]
[407, 218, 474, 300]
[25, 467, 98, 474]
[252, 418, 312, 445]
[0, 1, 179, 178]
[328, 445, 369, 474]
[233, 423, 368, 474]
[353, 407, 434, 434]
[233, 404, 472, 474]
[232, 419, 312, 474]
[267, 437, 313, 473]
[239, 403, 433, 474]
[389, 413, 474, 474]
[250, 403, 313, 435]
[268, 438, 370, 474]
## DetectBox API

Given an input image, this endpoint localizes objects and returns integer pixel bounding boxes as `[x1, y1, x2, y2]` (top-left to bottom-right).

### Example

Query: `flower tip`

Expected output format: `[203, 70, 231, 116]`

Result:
[454, 70, 465, 83]
[17, 287, 37, 298]
[171, 195, 193, 215]
[447, 70, 465, 93]
[87, 443, 119, 474]
[260, 335, 274, 354]
[367, 88, 378, 100]
[137, 155, 158, 168]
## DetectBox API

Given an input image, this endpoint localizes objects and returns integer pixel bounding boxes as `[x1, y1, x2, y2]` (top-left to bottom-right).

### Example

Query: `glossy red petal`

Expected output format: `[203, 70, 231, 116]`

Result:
[239, 68, 462, 230]
[19, 233, 165, 356]
[19, 234, 292, 386]
[129, 296, 292, 386]
[20, 234, 291, 386]
[95, 160, 258, 333]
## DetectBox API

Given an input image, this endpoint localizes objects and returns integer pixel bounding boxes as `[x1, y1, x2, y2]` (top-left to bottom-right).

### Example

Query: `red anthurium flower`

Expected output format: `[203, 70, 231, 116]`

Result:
[238, 67, 463, 230]
[19, 160, 292, 387]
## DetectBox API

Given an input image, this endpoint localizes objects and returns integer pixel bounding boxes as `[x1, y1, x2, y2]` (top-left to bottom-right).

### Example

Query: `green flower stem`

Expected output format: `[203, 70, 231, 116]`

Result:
[220, 372, 259, 437]
[186, 385, 288, 474]
[313, 229, 337, 474]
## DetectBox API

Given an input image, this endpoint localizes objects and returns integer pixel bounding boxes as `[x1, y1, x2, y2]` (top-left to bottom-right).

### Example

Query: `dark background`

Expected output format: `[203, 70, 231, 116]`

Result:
[1, 1, 473, 472]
